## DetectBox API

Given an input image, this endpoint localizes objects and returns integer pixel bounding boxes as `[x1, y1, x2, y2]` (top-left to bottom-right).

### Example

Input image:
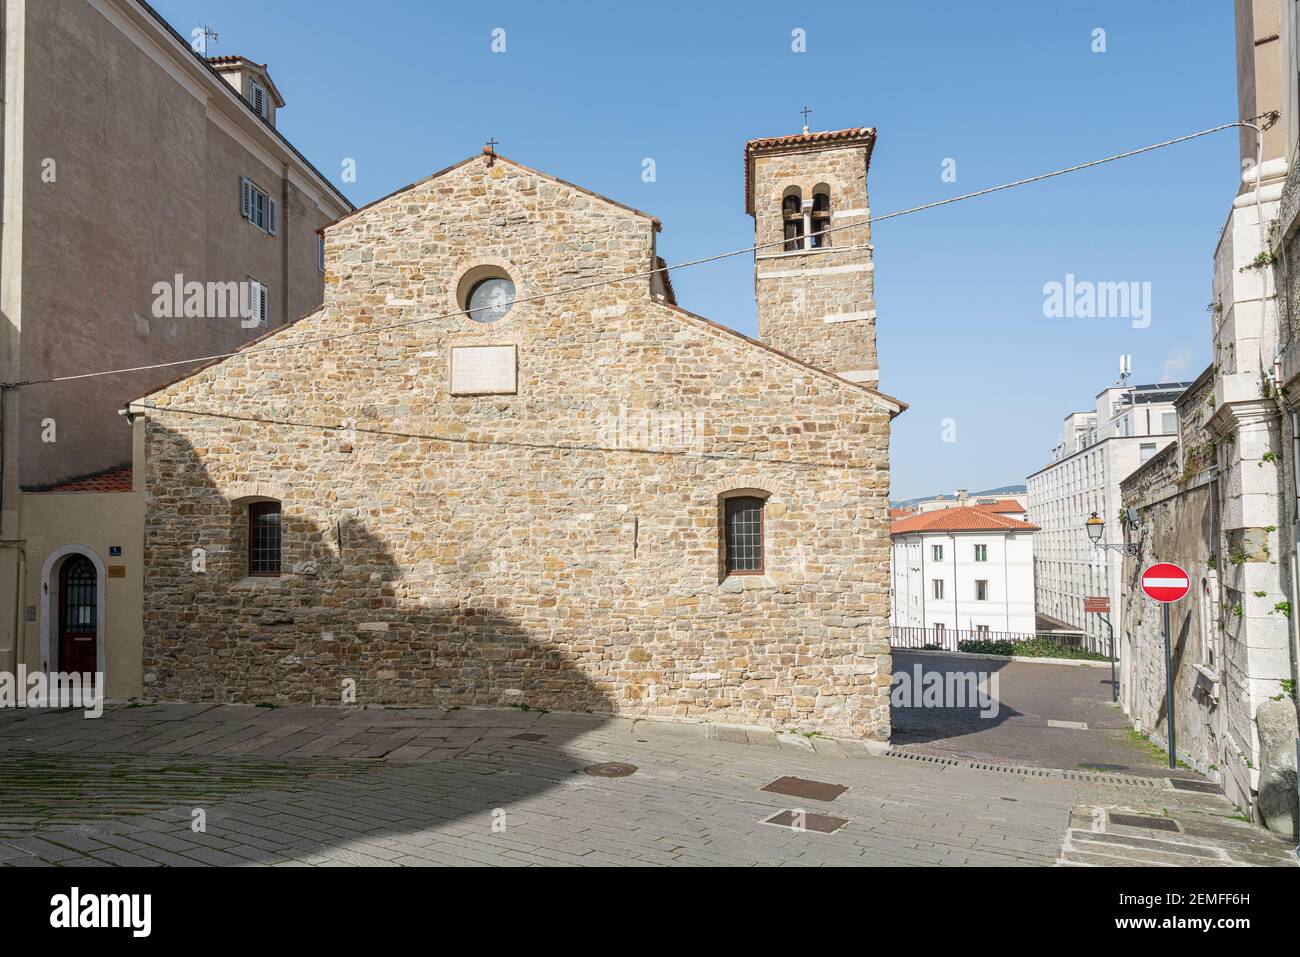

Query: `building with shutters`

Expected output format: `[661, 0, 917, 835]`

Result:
[889, 506, 1038, 641]
[0, 0, 351, 698]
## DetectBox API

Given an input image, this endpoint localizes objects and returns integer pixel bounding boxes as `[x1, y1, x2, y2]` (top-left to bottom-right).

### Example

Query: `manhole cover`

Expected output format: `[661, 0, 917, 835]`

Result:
[583, 762, 637, 778]
[1109, 812, 1180, 832]
[761, 810, 849, 834]
[510, 732, 547, 742]
[761, 776, 849, 802]
[1169, 778, 1221, 794]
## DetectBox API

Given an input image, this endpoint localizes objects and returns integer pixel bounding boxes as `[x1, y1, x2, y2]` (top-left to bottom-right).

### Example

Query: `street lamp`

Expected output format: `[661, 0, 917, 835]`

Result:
[1086, 511, 1138, 555]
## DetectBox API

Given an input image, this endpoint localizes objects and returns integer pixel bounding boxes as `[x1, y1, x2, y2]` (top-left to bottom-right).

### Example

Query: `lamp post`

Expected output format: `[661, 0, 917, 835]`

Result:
[1085, 512, 1131, 703]
[1086, 512, 1138, 555]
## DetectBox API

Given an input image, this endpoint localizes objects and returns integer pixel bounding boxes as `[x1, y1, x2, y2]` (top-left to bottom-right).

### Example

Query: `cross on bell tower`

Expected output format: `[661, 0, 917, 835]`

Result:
[800, 106, 812, 134]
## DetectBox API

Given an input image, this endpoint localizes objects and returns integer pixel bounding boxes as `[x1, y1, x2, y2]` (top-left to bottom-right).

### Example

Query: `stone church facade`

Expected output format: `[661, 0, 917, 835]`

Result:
[136, 128, 904, 739]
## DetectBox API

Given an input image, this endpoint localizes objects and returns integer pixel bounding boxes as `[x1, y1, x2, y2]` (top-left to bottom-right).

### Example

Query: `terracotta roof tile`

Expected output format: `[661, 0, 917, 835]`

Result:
[29, 465, 133, 494]
[744, 127, 876, 214]
[890, 505, 1038, 535]
[972, 499, 1025, 514]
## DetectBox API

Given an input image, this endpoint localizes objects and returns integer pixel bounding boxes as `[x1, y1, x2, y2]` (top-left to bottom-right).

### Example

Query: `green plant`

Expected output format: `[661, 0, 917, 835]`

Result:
[1239, 250, 1278, 272]
[1261, 451, 1276, 464]
[1228, 552, 1247, 566]
[1272, 601, 1291, 618]
[1207, 554, 1217, 570]
[1126, 730, 1192, 769]
[1254, 591, 1267, 598]
[1231, 603, 1244, 618]
[1275, 678, 1296, 702]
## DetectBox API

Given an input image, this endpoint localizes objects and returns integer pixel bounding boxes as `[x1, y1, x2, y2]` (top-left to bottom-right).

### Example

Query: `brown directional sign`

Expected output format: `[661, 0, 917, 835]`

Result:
[1084, 596, 1110, 614]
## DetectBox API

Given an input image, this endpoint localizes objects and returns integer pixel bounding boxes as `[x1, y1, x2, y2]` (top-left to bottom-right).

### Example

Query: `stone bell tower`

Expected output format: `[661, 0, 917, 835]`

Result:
[745, 126, 878, 385]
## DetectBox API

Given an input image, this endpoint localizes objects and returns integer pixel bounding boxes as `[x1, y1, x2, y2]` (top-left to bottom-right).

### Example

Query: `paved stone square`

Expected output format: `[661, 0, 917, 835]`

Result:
[892, 652, 1202, 777]
[0, 703, 1294, 867]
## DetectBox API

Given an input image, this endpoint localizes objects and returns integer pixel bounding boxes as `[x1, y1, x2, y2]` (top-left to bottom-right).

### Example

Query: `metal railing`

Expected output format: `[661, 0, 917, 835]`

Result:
[890, 625, 1107, 657]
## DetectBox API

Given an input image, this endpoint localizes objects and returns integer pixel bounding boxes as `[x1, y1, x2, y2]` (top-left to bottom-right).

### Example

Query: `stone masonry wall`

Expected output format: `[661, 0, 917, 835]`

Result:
[139, 155, 898, 739]
[752, 145, 877, 383]
[1120, 372, 1221, 777]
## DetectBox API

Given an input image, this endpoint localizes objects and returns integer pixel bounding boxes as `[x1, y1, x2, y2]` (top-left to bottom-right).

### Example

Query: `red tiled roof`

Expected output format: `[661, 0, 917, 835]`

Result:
[889, 507, 915, 519]
[744, 127, 876, 215]
[891, 505, 1038, 535]
[30, 465, 133, 493]
[973, 499, 1025, 514]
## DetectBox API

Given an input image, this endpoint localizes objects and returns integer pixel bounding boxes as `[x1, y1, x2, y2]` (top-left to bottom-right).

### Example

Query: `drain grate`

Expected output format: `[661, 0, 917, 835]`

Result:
[510, 732, 547, 742]
[761, 776, 849, 802]
[1109, 812, 1181, 832]
[1169, 778, 1222, 794]
[583, 762, 637, 778]
[885, 748, 1164, 788]
[761, 810, 849, 834]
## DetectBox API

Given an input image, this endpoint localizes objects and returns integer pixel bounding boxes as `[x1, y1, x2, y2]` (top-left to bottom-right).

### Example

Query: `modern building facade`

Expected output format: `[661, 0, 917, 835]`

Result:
[0, 0, 352, 697]
[890, 506, 1038, 641]
[1026, 379, 1189, 652]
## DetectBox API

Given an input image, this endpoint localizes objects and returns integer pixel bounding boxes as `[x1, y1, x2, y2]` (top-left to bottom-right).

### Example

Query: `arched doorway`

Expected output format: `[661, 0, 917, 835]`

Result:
[58, 554, 98, 674]
[39, 545, 107, 682]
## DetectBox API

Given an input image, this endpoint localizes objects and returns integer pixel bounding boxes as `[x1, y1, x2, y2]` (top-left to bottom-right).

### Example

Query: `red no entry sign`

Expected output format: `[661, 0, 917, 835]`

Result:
[1141, 563, 1190, 603]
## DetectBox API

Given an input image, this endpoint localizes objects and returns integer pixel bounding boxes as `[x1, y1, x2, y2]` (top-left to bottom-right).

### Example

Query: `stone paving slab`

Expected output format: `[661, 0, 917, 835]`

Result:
[0, 704, 1294, 867]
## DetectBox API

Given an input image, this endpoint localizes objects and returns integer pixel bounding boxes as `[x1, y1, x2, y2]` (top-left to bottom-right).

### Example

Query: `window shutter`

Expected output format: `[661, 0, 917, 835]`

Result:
[240, 177, 252, 220]
[267, 197, 279, 236]
[259, 283, 269, 326]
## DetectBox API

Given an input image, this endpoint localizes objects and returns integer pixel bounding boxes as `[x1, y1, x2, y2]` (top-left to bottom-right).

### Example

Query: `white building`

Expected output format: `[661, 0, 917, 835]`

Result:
[890, 506, 1038, 644]
[1025, 380, 1191, 651]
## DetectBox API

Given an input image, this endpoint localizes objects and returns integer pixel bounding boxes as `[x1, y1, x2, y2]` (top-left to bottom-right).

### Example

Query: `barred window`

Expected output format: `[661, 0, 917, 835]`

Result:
[248, 501, 282, 576]
[724, 496, 765, 575]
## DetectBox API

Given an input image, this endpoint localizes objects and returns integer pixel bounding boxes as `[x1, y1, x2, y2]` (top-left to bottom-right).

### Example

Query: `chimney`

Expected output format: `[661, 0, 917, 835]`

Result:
[956, 489, 968, 505]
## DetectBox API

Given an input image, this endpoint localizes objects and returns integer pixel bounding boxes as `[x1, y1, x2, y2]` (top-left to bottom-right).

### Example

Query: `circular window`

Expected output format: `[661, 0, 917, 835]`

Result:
[465, 276, 515, 324]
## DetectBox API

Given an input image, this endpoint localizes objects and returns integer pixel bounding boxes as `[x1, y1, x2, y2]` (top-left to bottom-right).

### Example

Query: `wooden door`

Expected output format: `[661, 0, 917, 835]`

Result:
[57, 555, 97, 675]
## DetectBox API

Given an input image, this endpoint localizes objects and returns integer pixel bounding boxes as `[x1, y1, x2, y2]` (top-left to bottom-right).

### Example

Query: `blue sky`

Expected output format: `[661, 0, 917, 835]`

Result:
[153, 0, 1236, 500]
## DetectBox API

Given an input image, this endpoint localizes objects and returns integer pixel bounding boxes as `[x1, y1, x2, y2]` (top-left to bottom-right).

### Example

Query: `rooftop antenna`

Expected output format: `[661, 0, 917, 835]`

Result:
[1118, 353, 1132, 386]
[193, 24, 220, 56]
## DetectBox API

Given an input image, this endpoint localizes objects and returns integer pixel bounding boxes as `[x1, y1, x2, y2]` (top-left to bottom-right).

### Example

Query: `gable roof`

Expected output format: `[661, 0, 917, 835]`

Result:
[136, 151, 907, 419]
[891, 506, 1038, 535]
[323, 152, 661, 235]
[206, 55, 286, 107]
[744, 127, 876, 215]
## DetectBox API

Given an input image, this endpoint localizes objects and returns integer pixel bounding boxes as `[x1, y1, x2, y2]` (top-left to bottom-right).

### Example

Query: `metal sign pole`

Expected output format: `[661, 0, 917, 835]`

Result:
[1163, 601, 1175, 770]
[1106, 615, 1116, 703]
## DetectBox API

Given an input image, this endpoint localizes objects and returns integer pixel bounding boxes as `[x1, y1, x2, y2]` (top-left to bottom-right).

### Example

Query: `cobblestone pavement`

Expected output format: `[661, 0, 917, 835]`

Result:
[0, 704, 1294, 867]
[892, 652, 1198, 778]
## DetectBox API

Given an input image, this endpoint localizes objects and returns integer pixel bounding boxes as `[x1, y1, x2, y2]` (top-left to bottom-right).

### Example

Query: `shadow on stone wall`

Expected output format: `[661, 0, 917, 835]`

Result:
[142, 421, 613, 717]
[128, 422, 621, 855]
